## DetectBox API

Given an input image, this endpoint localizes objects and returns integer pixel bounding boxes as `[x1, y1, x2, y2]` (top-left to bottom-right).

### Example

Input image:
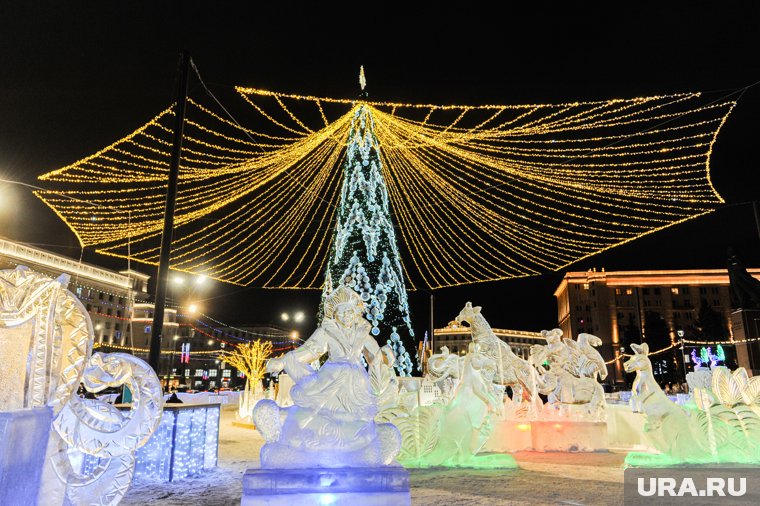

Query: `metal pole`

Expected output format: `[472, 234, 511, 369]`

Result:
[753, 202, 760, 243]
[429, 292, 435, 354]
[634, 287, 645, 343]
[149, 51, 191, 372]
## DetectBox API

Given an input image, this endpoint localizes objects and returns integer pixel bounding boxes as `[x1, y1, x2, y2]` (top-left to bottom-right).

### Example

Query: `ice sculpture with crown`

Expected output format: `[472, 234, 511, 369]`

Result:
[0, 266, 163, 506]
[244, 286, 409, 505]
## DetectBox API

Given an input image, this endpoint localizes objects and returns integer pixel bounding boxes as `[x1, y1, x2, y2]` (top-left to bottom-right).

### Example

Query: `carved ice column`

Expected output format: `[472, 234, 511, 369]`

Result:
[0, 267, 163, 506]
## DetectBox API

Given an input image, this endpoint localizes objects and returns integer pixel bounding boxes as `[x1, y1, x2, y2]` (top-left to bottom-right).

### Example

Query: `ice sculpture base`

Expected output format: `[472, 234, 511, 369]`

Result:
[606, 404, 655, 450]
[81, 403, 219, 482]
[241, 466, 411, 506]
[0, 407, 53, 504]
[530, 420, 608, 452]
[483, 420, 533, 452]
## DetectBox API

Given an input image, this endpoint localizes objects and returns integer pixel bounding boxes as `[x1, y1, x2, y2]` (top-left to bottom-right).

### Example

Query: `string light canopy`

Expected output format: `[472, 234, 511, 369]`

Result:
[35, 83, 735, 289]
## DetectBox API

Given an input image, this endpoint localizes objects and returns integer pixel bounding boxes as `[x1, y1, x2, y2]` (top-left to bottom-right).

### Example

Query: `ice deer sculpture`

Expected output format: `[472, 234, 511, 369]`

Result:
[0, 267, 163, 505]
[624, 342, 760, 466]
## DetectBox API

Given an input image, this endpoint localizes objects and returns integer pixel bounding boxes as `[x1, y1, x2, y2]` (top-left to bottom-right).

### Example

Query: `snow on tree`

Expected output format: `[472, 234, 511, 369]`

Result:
[321, 104, 416, 376]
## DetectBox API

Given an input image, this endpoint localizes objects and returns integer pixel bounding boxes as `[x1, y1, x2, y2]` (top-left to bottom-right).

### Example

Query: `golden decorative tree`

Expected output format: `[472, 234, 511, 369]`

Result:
[219, 340, 273, 423]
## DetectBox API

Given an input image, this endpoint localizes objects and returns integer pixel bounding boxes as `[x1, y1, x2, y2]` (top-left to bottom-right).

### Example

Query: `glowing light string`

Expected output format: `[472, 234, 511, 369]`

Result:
[35, 87, 735, 289]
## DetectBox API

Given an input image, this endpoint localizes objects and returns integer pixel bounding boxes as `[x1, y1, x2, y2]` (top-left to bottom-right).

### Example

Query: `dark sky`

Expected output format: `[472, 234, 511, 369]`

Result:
[1, 3, 759, 336]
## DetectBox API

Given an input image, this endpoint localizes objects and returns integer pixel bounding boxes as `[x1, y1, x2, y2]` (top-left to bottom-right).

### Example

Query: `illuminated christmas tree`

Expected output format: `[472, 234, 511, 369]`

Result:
[321, 87, 416, 376]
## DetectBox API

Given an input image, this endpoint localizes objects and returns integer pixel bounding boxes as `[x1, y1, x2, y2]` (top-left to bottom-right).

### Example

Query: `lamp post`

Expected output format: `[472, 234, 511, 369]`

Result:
[166, 334, 181, 391]
[678, 329, 687, 383]
[281, 311, 306, 347]
[618, 346, 626, 389]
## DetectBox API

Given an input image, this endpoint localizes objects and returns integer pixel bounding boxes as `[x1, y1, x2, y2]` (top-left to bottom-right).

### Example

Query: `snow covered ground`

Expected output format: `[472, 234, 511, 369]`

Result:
[122, 408, 624, 505]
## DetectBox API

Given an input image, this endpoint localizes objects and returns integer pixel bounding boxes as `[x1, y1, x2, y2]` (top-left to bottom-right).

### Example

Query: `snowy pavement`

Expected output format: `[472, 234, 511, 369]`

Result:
[122, 408, 625, 505]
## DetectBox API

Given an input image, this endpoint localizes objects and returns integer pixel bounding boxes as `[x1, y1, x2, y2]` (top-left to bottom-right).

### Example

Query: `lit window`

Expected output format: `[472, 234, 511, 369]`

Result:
[583, 283, 590, 290]
[222, 370, 231, 378]
[615, 288, 621, 295]
[184, 369, 190, 377]
[209, 369, 218, 377]
[625, 288, 633, 295]
[194, 369, 203, 377]
[671, 287, 679, 295]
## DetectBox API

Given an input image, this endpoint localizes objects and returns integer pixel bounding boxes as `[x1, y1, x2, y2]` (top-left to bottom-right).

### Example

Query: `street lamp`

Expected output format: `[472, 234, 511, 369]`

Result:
[678, 329, 687, 382]
[281, 312, 290, 322]
[294, 311, 305, 323]
[290, 330, 299, 340]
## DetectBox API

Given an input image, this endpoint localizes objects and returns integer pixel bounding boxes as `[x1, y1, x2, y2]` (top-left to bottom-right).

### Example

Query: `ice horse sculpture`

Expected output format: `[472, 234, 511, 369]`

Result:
[529, 329, 607, 421]
[455, 302, 540, 415]
[0, 267, 163, 505]
[245, 286, 408, 505]
[624, 342, 760, 466]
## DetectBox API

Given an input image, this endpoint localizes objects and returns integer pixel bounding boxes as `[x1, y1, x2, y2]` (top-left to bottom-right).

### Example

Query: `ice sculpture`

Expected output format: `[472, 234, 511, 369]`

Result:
[377, 344, 516, 468]
[455, 302, 540, 412]
[252, 286, 402, 468]
[529, 329, 607, 421]
[624, 342, 760, 466]
[275, 373, 294, 407]
[426, 346, 463, 400]
[0, 267, 163, 505]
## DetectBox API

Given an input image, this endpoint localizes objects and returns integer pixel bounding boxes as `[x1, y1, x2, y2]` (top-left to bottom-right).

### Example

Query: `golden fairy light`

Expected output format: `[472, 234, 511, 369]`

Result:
[35, 86, 734, 289]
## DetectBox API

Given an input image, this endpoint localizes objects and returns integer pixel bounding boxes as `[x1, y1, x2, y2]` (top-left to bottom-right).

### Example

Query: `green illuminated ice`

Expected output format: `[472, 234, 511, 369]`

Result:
[624, 342, 760, 467]
[378, 342, 517, 469]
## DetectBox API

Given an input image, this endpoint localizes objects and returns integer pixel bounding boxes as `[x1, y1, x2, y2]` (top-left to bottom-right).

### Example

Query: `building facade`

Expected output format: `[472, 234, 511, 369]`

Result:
[433, 321, 544, 359]
[0, 238, 291, 391]
[554, 268, 760, 383]
[0, 237, 148, 346]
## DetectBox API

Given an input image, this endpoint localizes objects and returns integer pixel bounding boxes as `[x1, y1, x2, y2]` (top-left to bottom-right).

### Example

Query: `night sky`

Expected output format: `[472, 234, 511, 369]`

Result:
[1, 3, 759, 337]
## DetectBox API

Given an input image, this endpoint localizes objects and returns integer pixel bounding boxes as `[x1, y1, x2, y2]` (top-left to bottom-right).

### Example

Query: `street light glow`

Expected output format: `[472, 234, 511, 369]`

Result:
[188, 303, 198, 314]
[207, 339, 214, 346]
[281, 312, 289, 322]
[294, 311, 305, 323]
[291, 331, 299, 340]
[173, 335, 180, 341]
[173, 276, 185, 285]
[196, 274, 207, 285]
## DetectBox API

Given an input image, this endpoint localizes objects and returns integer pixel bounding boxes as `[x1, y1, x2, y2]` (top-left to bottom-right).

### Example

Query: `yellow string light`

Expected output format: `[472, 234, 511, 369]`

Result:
[35, 87, 735, 289]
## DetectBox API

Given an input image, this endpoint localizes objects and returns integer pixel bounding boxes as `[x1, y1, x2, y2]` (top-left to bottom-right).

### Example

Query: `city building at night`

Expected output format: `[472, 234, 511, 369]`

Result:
[433, 321, 544, 359]
[0, 237, 149, 346]
[0, 237, 291, 391]
[554, 268, 760, 383]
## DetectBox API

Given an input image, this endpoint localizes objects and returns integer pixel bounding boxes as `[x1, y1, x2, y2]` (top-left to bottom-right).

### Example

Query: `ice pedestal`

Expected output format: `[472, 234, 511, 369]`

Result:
[530, 420, 608, 451]
[81, 403, 220, 482]
[483, 420, 533, 452]
[0, 407, 53, 504]
[606, 404, 655, 450]
[241, 467, 411, 506]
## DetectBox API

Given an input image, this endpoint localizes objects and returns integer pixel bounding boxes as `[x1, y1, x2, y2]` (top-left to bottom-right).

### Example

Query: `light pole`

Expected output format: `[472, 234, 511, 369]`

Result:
[167, 334, 180, 391]
[678, 330, 687, 383]
[281, 311, 306, 347]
